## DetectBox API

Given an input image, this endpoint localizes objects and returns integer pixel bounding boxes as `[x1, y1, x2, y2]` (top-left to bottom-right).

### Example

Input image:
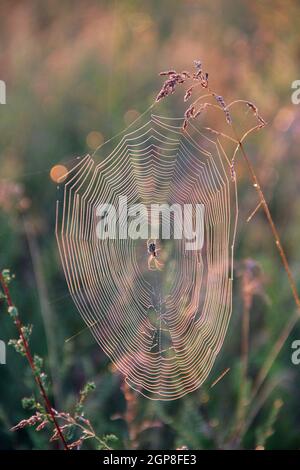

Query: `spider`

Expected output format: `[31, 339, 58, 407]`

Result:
[147, 239, 164, 271]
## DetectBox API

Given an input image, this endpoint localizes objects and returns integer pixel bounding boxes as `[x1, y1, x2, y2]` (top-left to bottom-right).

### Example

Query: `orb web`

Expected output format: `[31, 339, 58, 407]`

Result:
[56, 113, 238, 400]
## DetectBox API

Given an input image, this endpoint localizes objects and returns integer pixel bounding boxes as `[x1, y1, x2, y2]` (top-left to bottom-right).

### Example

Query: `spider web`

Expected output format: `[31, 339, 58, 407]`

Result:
[55, 112, 238, 400]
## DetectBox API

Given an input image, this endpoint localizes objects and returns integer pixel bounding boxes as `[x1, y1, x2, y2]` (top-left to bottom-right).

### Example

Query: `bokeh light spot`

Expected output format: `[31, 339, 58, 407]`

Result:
[273, 107, 295, 132]
[50, 164, 68, 183]
[124, 109, 141, 126]
[86, 131, 104, 150]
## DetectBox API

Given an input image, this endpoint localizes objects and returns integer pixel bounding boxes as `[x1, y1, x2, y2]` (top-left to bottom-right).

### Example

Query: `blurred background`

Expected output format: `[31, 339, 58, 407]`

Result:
[0, 0, 300, 450]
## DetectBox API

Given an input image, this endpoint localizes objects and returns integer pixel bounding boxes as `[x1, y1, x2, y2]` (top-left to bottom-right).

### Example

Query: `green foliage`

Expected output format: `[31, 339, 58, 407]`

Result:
[97, 434, 119, 450]
[8, 306, 18, 319]
[75, 381, 96, 415]
[8, 338, 26, 356]
[2, 269, 14, 285]
[22, 396, 38, 411]
[255, 399, 283, 449]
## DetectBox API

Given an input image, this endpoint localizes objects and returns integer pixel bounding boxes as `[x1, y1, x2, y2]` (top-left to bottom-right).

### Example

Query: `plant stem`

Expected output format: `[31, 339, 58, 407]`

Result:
[238, 139, 300, 313]
[231, 138, 300, 443]
[0, 272, 69, 450]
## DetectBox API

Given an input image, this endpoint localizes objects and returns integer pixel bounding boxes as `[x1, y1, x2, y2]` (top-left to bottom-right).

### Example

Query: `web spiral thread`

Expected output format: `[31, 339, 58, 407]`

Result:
[56, 113, 238, 400]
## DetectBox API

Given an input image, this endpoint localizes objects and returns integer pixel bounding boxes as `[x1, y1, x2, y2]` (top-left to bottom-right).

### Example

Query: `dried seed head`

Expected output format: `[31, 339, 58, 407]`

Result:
[159, 70, 177, 76]
[184, 87, 193, 102]
[156, 71, 190, 102]
[246, 101, 266, 127]
[215, 95, 232, 125]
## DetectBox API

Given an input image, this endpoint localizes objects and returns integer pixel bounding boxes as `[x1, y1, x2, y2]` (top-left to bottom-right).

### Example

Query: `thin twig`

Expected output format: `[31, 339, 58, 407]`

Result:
[210, 368, 230, 388]
[237, 138, 300, 314]
[251, 311, 298, 401]
[0, 272, 69, 450]
[232, 135, 300, 439]
[241, 301, 250, 381]
[234, 377, 280, 447]
[246, 201, 263, 223]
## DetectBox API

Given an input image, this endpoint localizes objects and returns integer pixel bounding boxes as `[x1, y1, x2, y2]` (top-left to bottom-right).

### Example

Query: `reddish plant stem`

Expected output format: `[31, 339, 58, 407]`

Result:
[0, 272, 69, 450]
[189, 72, 300, 312]
[234, 138, 300, 434]
[237, 140, 300, 313]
